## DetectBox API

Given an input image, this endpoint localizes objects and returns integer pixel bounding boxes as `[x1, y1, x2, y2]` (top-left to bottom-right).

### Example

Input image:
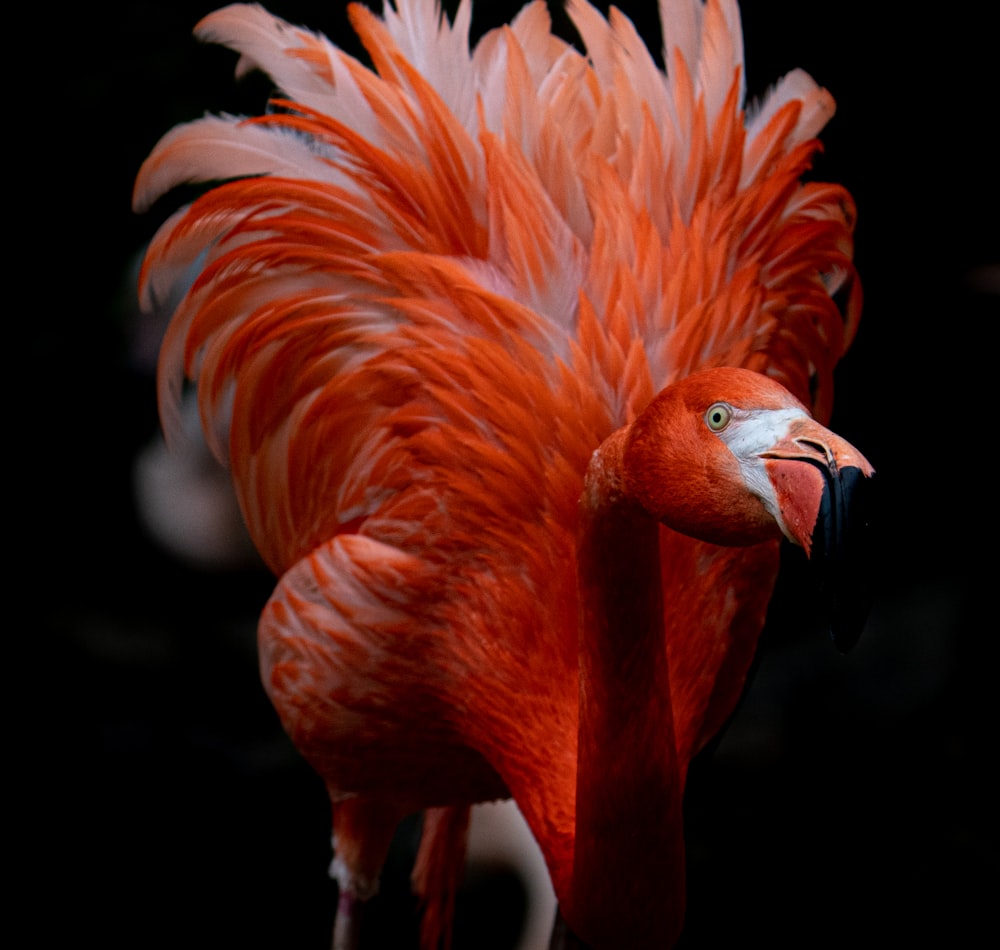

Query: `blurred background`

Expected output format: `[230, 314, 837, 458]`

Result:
[23, 1, 997, 946]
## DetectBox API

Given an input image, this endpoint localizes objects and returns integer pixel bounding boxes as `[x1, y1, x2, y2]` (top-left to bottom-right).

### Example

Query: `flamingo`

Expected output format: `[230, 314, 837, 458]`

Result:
[133, 0, 874, 947]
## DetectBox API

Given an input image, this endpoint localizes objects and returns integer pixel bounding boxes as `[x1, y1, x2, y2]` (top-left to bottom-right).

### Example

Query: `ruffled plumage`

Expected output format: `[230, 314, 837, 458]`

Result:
[134, 1, 861, 945]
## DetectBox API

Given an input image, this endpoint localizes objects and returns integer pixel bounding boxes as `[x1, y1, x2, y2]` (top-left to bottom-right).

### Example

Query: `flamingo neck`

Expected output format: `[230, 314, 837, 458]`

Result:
[569, 428, 687, 948]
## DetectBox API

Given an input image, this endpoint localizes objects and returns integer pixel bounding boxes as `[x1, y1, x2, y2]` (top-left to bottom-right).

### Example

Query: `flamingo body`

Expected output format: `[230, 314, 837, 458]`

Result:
[134, 1, 873, 946]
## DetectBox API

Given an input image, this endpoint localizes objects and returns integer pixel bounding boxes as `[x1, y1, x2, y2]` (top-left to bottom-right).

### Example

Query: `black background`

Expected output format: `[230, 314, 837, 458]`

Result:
[23, 1, 997, 946]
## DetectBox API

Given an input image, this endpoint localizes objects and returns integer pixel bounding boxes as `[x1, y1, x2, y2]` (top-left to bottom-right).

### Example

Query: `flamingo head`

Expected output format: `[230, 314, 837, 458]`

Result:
[622, 366, 876, 649]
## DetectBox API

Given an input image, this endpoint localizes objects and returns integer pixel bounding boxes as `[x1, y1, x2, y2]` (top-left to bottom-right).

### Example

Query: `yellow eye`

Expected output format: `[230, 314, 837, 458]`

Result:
[705, 403, 732, 432]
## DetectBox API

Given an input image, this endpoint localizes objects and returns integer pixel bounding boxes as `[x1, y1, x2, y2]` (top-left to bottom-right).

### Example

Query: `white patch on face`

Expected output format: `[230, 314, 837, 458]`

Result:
[713, 407, 810, 536]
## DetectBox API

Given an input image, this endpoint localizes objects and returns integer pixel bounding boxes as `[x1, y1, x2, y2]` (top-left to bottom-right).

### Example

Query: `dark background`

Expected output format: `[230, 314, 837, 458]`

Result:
[24, 1, 997, 946]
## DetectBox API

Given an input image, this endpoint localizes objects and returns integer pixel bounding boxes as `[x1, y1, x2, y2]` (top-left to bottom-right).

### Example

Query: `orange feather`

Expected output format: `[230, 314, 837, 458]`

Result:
[134, 2, 871, 947]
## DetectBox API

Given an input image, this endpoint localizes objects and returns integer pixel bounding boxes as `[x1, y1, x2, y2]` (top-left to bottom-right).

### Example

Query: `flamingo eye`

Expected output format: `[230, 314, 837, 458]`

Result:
[705, 403, 732, 432]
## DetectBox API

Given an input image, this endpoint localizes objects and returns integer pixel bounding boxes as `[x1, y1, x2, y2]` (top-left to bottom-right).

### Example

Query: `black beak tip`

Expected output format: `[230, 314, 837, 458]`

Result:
[813, 465, 876, 653]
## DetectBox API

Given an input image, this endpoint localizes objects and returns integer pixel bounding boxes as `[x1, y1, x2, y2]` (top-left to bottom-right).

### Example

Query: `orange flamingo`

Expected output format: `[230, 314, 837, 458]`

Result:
[133, 1, 874, 947]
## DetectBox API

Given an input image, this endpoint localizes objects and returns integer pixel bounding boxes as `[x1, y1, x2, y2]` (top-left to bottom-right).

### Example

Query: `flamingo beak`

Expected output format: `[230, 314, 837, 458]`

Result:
[762, 419, 875, 652]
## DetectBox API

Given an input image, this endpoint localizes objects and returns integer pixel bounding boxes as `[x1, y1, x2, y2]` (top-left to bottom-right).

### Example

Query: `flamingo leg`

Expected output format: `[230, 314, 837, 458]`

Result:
[331, 889, 364, 950]
[328, 797, 404, 950]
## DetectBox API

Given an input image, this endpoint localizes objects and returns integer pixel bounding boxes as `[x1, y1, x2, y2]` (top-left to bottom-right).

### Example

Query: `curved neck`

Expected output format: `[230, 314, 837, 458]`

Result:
[569, 429, 687, 948]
